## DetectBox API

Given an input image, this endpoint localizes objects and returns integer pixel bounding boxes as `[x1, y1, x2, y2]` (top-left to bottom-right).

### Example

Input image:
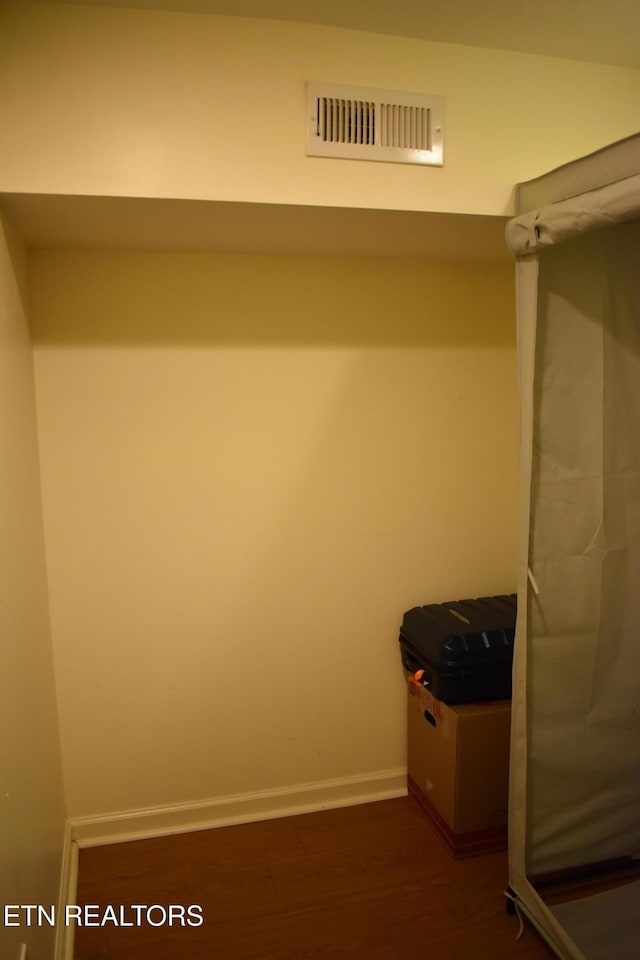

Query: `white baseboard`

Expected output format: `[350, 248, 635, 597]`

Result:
[55, 822, 79, 960]
[70, 768, 407, 848]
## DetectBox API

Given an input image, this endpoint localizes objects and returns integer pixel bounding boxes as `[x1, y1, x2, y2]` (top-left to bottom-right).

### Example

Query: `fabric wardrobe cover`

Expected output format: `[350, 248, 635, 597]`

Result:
[505, 133, 640, 960]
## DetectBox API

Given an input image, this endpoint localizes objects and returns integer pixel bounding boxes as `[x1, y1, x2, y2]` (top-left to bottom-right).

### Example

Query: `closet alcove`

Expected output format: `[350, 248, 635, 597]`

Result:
[1, 191, 518, 833]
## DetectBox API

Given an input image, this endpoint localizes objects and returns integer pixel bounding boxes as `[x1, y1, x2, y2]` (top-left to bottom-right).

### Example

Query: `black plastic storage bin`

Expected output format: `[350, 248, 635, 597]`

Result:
[399, 594, 516, 704]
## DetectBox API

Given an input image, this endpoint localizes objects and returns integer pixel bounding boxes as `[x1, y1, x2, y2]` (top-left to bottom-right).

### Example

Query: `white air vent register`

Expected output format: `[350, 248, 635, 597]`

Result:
[307, 82, 444, 166]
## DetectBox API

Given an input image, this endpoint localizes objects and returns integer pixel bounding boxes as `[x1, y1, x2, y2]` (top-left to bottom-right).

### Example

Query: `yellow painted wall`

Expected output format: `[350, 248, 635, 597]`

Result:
[1, 3, 639, 215]
[31, 249, 518, 818]
[0, 214, 66, 959]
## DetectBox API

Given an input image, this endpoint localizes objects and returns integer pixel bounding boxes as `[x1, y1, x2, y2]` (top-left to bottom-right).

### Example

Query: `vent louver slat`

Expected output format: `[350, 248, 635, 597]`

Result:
[318, 97, 377, 146]
[380, 104, 431, 151]
[308, 82, 443, 166]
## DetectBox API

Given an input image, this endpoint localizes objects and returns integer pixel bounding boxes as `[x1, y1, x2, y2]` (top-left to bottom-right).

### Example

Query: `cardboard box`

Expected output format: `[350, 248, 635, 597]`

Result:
[406, 675, 511, 857]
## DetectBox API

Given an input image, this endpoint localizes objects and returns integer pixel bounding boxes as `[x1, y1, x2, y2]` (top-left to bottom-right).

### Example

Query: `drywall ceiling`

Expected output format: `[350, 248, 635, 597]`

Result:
[0, 194, 511, 260]
[27, 0, 640, 69]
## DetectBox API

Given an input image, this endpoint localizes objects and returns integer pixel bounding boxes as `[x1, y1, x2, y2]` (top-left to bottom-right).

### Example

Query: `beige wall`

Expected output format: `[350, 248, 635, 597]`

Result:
[0, 215, 66, 959]
[1, 3, 639, 216]
[31, 249, 518, 819]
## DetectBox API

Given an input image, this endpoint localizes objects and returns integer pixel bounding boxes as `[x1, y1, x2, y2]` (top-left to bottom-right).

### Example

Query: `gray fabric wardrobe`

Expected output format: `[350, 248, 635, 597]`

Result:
[505, 133, 640, 960]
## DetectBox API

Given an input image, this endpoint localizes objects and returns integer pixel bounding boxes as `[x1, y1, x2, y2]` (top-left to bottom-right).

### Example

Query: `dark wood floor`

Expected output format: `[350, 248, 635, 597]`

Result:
[74, 797, 557, 960]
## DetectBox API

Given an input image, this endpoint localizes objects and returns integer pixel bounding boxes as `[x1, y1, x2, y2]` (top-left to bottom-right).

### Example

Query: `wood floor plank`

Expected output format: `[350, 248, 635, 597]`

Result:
[74, 797, 556, 960]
